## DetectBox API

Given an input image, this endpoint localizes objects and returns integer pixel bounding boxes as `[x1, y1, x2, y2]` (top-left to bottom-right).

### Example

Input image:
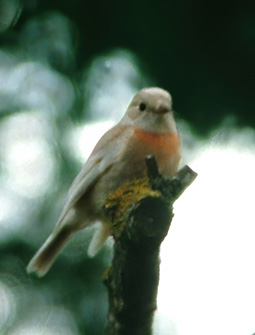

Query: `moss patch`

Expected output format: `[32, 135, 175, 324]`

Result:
[104, 177, 160, 238]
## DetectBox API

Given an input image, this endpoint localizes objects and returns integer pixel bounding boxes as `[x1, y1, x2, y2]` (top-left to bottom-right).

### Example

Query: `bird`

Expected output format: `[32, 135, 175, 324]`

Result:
[27, 87, 181, 277]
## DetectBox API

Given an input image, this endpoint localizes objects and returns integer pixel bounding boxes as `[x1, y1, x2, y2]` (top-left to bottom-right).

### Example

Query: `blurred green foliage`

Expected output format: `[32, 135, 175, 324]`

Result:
[0, 0, 254, 334]
[12, 0, 255, 133]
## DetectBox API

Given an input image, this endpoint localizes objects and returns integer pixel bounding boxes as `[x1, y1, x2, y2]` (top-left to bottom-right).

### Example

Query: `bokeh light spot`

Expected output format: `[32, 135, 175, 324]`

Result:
[0, 111, 56, 198]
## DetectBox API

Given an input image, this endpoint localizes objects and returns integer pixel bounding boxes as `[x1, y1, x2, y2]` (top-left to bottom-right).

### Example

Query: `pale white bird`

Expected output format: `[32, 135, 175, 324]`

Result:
[27, 87, 181, 277]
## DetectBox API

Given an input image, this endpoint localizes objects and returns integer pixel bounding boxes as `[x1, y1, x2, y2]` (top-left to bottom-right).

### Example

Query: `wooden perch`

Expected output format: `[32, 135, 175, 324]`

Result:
[103, 155, 197, 335]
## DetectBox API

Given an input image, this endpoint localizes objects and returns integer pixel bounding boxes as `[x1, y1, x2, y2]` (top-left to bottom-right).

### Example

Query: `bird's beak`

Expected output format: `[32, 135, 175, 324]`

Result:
[155, 100, 171, 114]
[156, 107, 169, 115]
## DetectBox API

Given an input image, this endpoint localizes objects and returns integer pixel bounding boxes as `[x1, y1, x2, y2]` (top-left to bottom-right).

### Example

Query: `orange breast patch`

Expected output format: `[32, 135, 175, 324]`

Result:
[134, 128, 180, 155]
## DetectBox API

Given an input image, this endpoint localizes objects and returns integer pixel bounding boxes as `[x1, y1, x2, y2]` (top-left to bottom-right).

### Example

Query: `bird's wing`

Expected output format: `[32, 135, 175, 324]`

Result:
[56, 124, 130, 226]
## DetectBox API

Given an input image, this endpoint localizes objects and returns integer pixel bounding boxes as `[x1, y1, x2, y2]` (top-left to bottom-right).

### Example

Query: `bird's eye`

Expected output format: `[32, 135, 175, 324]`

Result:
[139, 102, 146, 111]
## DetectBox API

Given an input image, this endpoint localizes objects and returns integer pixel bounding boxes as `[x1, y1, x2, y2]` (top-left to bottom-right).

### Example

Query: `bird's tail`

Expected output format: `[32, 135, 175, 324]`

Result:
[27, 226, 73, 277]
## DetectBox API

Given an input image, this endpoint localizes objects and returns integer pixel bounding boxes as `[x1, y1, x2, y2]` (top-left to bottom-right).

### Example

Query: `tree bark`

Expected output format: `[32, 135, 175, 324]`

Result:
[104, 156, 197, 335]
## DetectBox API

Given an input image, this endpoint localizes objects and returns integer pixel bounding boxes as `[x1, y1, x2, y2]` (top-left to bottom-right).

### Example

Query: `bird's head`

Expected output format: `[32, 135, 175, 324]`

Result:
[121, 87, 177, 134]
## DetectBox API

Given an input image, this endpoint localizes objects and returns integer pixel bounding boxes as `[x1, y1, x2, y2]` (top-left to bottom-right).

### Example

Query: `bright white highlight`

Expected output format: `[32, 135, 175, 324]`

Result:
[82, 49, 146, 122]
[8, 303, 79, 335]
[155, 126, 255, 335]
[0, 111, 56, 198]
[67, 121, 114, 162]
[0, 281, 16, 330]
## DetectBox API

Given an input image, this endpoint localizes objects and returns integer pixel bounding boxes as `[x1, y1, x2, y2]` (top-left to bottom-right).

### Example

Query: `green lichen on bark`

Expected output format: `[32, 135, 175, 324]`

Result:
[104, 177, 160, 239]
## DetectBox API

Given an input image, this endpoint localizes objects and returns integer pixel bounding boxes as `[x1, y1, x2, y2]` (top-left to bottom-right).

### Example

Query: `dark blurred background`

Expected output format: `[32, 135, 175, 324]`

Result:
[0, 0, 254, 334]
[2, 0, 254, 132]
